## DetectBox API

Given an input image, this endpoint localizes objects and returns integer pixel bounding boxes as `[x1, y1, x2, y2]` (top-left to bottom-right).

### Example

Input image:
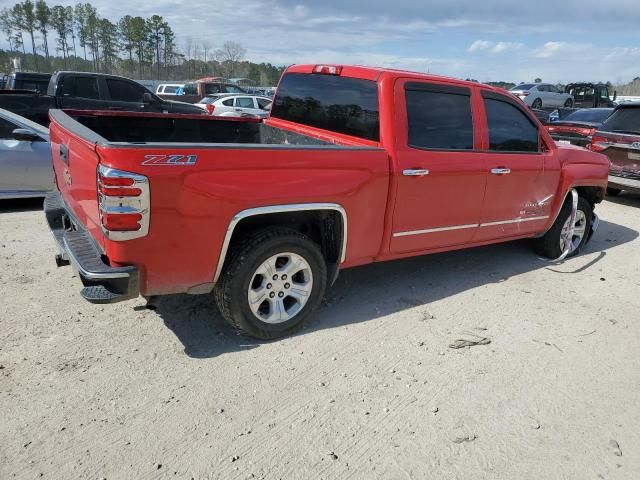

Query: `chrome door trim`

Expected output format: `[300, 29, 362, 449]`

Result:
[479, 215, 549, 227]
[393, 215, 550, 238]
[393, 223, 478, 237]
[214, 203, 348, 283]
[402, 169, 430, 176]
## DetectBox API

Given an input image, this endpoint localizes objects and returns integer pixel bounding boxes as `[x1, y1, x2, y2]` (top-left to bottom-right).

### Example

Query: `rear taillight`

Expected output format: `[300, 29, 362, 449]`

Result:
[97, 165, 150, 240]
[206, 104, 215, 115]
[590, 134, 612, 153]
[312, 65, 343, 75]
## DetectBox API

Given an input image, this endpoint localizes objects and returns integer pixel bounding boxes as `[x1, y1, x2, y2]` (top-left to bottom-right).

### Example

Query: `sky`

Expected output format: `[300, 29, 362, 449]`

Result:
[2, 0, 639, 83]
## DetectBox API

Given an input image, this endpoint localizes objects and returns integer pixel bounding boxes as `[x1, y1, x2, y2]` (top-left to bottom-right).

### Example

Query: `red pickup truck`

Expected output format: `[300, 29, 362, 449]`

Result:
[45, 64, 609, 339]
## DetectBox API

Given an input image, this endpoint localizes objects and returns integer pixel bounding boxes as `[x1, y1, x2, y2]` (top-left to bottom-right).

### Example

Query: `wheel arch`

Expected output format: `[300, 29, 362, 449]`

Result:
[213, 203, 347, 283]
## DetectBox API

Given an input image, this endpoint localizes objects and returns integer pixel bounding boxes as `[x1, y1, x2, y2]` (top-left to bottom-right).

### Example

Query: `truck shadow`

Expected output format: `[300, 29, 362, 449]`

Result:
[155, 219, 638, 358]
[604, 193, 640, 207]
[0, 198, 44, 213]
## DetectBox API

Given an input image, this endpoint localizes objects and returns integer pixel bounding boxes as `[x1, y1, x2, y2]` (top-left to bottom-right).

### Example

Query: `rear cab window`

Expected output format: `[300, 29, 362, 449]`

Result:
[271, 72, 380, 141]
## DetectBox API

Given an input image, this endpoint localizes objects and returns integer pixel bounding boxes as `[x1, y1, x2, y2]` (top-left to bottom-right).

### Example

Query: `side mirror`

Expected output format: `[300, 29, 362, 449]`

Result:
[12, 128, 42, 142]
[613, 90, 617, 101]
[143, 92, 156, 104]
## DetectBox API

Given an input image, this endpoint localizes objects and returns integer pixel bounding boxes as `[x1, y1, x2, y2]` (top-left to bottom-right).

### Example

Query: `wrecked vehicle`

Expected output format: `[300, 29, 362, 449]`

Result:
[44, 64, 609, 339]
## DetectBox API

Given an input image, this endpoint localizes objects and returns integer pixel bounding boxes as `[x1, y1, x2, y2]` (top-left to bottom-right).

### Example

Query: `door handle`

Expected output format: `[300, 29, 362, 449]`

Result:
[491, 168, 511, 175]
[403, 169, 429, 176]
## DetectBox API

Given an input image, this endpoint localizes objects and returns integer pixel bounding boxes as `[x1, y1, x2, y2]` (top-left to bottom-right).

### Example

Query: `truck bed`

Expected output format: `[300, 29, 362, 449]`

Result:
[55, 109, 344, 147]
[48, 109, 390, 296]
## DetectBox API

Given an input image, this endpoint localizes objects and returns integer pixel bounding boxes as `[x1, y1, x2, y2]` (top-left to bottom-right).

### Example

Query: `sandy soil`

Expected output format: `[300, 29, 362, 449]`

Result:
[1, 195, 639, 480]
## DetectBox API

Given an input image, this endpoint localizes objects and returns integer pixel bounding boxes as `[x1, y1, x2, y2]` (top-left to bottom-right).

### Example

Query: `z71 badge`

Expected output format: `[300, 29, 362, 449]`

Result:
[142, 154, 197, 166]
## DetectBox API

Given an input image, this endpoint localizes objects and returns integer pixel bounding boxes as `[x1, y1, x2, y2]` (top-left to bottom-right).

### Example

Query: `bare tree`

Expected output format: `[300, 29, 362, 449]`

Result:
[215, 41, 246, 78]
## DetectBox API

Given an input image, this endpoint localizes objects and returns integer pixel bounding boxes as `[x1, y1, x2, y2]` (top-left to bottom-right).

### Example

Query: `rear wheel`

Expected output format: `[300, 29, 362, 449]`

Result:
[214, 228, 327, 340]
[534, 196, 592, 259]
[606, 187, 621, 197]
[532, 98, 543, 109]
[564, 98, 574, 107]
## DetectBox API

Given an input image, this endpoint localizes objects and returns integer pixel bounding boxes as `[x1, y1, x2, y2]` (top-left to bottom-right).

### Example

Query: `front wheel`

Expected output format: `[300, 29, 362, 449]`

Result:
[533, 196, 592, 259]
[214, 228, 327, 339]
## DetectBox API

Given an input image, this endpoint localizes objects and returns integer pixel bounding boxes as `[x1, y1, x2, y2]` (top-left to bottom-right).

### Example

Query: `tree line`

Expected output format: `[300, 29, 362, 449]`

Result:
[0, 0, 285, 85]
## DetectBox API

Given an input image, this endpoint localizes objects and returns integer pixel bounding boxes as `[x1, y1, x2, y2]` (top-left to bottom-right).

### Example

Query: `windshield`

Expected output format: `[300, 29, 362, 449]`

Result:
[511, 84, 534, 91]
[271, 72, 380, 141]
[600, 107, 640, 134]
[563, 109, 613, 123]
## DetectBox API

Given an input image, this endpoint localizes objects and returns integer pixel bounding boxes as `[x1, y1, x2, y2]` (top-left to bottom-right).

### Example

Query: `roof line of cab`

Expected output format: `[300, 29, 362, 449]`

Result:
[285, 64, 505, 93]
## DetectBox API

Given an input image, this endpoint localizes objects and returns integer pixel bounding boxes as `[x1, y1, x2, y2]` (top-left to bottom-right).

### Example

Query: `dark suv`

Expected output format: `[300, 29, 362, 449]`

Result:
[590, 102, 640, 196]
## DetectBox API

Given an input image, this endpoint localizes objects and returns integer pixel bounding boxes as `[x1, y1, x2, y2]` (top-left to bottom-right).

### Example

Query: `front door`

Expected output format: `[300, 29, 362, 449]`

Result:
[475, 90, 555, 241]
[103, 77, 158, 112]
[390, 80, 488, 253]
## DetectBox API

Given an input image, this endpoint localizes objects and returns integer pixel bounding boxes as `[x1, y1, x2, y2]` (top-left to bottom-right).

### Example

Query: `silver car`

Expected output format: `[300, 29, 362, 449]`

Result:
[0, 108, 53, 199]
[510, 83, 574, 109]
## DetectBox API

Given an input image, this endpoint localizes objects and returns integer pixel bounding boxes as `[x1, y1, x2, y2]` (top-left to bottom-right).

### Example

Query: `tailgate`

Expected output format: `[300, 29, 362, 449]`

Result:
[48, 110, 104, 248]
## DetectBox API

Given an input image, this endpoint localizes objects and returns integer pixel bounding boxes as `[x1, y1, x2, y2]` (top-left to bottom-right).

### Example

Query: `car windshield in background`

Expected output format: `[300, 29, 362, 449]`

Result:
[271, 73, 380, 141]
[563, 109, 613, 123]
[511, 84, 534, 91]
[600, 107, 640, 134]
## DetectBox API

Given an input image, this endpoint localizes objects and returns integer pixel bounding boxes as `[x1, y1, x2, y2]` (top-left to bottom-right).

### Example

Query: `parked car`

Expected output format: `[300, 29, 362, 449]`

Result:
[0, 108, 53, 199]
[510, 83, 574, 109]
[546, 108, 613, 147]
[158, 78, 247, 103]
[589, 102, 640, 196]
[3, 72, 51, 93]
[45, 64, 608, 340]
[155, 83, 184, 95]
[195, 94, 272, 118]
[0, 71, 205, 126]
[530, 107, 552, 125]
[565, 83, 617, 109]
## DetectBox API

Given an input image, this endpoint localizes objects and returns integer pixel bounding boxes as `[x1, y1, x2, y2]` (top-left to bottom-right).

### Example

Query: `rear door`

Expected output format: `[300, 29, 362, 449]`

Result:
[390, 80, 488, 253]
[57, 75, 108, 110]
[475, 90, 555, 240]
[234, 96, 259, 115]
[0, 115, 52, 196]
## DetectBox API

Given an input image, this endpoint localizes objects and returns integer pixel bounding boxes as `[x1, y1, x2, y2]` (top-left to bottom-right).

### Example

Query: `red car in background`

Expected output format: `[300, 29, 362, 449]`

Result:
[589, 103, 640, 196]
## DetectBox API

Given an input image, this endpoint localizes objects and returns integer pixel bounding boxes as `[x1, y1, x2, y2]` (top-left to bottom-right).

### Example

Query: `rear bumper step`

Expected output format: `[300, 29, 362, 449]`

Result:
[44, 191, 139, 304]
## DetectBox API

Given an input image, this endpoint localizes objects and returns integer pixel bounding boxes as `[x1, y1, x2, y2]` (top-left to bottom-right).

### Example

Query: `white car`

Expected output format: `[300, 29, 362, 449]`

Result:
[155, 83, 184, 95]
[196, 94, 272, 118]
[509, 83, 574, 109]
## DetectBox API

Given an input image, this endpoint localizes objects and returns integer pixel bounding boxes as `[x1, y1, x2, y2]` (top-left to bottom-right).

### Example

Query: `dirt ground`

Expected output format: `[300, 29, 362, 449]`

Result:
[1, 195, 639, 480]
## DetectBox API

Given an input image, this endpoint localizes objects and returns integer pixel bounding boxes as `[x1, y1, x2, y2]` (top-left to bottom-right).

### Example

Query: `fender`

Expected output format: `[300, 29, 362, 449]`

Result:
[212, 203, 348, 283]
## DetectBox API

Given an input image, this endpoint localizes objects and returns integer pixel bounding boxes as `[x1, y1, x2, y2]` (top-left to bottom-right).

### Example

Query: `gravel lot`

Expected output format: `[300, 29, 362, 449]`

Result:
[1, 195, 639, 480]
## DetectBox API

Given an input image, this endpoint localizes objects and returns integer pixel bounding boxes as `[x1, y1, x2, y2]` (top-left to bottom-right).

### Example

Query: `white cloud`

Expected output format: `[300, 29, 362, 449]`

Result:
[532, 41, 589, 58]
[468, 40, 523, 54]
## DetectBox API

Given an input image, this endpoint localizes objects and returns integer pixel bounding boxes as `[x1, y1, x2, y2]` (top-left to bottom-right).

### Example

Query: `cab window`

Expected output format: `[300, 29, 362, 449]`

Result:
[405, 83, 474, 150]
[483, 96, 539, 152]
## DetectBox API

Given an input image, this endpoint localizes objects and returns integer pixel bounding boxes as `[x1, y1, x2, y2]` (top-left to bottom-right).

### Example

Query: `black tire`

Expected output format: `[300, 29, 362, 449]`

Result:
[532, 98, 543, 109]
[564, 98, 574, 107]
[214, 228, 327, 340]
[533, 196, 592, 259]
[606, 187, 622, 197]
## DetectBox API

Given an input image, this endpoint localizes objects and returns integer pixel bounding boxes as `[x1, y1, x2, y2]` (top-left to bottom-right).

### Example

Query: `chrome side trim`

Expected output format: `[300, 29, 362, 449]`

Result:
[62, 236, 129, 280]
[393, 215, 550, 238]
[402, 169, 429, 176]
[213, 203, 348, 283]
[479, 215, 549, 227]
[393, 223, 478, 237]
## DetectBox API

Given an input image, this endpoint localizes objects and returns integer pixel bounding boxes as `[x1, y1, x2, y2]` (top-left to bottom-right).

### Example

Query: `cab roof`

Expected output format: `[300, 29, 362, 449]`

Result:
[286, 64, 506, 94]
